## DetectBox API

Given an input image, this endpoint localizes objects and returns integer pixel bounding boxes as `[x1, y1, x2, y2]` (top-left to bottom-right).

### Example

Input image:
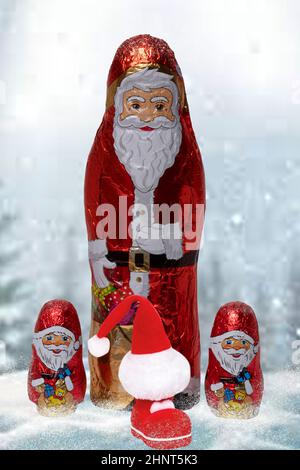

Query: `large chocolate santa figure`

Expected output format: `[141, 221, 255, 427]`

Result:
[85, 35, 205, 409]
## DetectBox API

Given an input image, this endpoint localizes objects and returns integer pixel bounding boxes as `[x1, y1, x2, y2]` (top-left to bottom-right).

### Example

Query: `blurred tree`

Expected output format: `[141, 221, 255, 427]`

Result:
[0, 182, 32, 372]
[58, 224, 90, 338]
[199, 250, 224, 367]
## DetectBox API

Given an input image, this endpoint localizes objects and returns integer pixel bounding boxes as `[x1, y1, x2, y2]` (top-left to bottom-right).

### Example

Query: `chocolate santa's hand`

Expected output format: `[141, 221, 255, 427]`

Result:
[91, 257, 116, 288]
[136, 236, 165, 254]
[136, 223, 183, 259]
[88, 239, 116, 288]
[211, 382, 225, 398]
[162, 238, 183, 260]
[135, 223, 164, 254]
[162, 222, 183, 260]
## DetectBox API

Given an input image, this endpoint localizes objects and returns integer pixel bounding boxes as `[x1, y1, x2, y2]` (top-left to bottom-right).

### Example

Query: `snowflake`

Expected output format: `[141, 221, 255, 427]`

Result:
[231, 213, 243, 226]
[272, 298, 282, 309]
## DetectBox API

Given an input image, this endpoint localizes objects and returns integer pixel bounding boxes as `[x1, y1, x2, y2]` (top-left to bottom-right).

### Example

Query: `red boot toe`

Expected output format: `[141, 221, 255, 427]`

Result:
[131, 400, 192, 449]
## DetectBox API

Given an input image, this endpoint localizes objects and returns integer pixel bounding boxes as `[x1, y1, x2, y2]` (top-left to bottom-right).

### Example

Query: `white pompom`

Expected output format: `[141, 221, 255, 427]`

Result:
[88, 335, 110, 358]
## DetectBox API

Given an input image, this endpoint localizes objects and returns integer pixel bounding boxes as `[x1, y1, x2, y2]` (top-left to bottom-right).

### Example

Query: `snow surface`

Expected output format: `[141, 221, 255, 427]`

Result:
[1, 370, 300, 450]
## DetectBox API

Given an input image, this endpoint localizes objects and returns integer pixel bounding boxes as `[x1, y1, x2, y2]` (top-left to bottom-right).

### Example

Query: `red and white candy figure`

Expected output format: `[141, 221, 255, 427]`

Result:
[85, 34, 205, 409]
[205, 302, 263, 419]
[88, 295, 192, 449]
[28, 300, 86, 416]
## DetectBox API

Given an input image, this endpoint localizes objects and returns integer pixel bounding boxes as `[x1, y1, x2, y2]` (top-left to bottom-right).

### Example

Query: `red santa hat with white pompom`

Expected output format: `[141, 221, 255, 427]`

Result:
[88, 295, 190, 401]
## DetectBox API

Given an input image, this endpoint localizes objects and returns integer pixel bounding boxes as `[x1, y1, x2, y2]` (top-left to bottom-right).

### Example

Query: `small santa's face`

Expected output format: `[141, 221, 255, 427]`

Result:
[221, 337, 251, 360]
[42, 333, 72, 356]
[33, 328, 77, 371]
[211, 332, 257, 376]
[120, 87, 175, 126]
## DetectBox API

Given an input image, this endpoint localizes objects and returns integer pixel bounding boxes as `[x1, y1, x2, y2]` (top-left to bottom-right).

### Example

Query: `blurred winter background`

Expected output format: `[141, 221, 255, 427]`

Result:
[0, 0, 300, 450]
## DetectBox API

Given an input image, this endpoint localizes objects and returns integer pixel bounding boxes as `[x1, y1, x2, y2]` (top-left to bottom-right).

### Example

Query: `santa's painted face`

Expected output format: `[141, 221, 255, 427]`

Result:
[33, 329, 77, 371]
[113, 68, 182, 193]
[42, 333, 72, 348]
[221, 337, 251, 358]
[120, 87, 176, 124]
[211, 333, 256, 376]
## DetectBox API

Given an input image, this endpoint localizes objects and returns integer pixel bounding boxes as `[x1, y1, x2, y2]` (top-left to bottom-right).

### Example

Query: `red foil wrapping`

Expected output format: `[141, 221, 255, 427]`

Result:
[205, 302, 264, 418]
[85, 35, 205, 409]
[28, 300, 86, 416]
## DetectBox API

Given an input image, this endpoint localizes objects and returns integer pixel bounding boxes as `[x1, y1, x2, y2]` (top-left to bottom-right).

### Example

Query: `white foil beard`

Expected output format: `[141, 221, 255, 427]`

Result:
[33, 338, 76, 371]
[113, 116, 182, 193]
[211, 343, 256, 376]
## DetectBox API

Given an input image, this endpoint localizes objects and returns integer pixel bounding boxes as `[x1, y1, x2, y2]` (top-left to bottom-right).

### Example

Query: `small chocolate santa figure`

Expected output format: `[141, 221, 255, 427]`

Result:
[88, 295, 192, 449]
[28, 300, 86, 416]
[205, 302, 263, 419]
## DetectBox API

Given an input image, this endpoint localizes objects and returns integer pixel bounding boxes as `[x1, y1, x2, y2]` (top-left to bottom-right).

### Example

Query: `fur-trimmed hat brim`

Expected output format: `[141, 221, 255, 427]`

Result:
[119, 347, 191, 401]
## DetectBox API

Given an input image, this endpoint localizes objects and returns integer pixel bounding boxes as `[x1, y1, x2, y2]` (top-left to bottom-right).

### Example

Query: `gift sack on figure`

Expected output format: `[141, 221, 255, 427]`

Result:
[205, 301, 263, 419]
[89, 295, 192, 449]
[85, 34, 205, 410]
[28, 300, 86, 416]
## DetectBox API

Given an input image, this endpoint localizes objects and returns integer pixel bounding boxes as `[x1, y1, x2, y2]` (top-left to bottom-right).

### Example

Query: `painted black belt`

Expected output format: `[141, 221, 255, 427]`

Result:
[107, 247, 199, 273]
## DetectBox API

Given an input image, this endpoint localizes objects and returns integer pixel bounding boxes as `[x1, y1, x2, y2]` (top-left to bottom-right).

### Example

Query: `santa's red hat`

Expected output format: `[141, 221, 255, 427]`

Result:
[210, 301, 259, 349]
[88, 295, 190, 401]
[104, 34, 187, 112]
[33, 299, 82, 351]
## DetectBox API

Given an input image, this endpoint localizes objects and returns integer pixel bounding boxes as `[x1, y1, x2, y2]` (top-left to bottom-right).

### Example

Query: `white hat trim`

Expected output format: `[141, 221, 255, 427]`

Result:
[119, 347, 191, 401]
[150, 399, 174, 414]
[210, 330, 255, 346]
[33, 326, 75, 342]
[131, 425, 191, 442]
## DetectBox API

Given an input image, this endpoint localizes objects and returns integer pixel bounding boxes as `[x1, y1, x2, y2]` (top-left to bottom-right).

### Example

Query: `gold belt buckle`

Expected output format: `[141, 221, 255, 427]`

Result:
[129, 247, 150, 273]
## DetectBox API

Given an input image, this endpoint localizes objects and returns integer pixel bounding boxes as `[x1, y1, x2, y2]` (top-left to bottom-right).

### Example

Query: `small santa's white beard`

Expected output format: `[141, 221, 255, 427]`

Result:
[118, 347, 190, 401]
[113, 118, 182, 193]
[211, 342, 256, 376]
[33, 338, 76, 371]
